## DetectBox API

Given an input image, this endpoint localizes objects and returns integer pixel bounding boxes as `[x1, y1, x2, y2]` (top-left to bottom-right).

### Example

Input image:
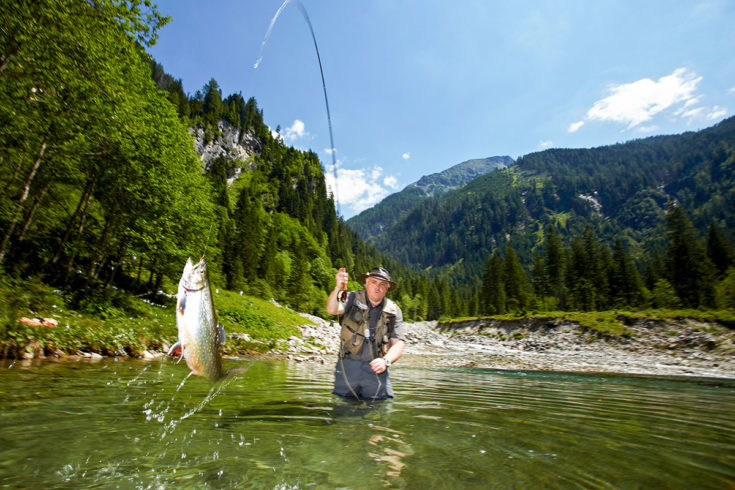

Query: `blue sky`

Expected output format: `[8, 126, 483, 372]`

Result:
[147, 0, 735, 219]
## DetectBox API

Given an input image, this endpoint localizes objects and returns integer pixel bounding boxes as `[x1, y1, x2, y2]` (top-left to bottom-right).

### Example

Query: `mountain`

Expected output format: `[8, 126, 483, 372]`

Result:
[359, 117, 735, 286]
[411, 156, 514, 194]
[347, 156, 513, 242]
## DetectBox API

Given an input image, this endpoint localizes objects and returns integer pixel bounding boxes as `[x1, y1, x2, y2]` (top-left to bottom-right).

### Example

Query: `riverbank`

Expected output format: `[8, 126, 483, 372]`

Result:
[3, 275, 734, 380]
[278, 314, 735, 380]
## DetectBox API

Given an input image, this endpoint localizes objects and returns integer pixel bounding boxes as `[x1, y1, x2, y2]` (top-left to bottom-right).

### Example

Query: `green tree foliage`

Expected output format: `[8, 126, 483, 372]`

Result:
[0, 0, 214, 298]
[665, 203, 717, 308]
[476, 220, 734, 315]
[609, 239, 644, 307]
[715, 267, 735, 309]
[503, 248, 532, 311]
[652, 279, 681, 308]
[707, 223, 735, 276]
[481, 254, 506, 314]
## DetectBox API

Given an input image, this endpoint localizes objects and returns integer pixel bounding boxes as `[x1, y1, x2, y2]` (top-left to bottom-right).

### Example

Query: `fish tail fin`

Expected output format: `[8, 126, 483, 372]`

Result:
[224, 362, 253, 380]
[167, 341, 184, 363]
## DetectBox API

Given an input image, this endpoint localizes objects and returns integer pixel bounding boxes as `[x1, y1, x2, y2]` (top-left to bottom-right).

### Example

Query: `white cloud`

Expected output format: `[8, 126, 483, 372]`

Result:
[539, 140, 553, 149]
[270, 128, 282, 141]
[324, 163, 399, 215]
[707, 105, 727, 120]
[284, 119, 307, 141]
[587, 68, 701, 128]
[729, 86, 735, 93]
[572, 68, 727, 132]
[402, 152, 411, 160]
[568, 121, 584, 133]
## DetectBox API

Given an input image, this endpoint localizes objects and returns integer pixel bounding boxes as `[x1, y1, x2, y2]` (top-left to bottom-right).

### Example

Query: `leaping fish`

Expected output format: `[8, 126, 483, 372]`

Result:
[168, 257, 226, 382]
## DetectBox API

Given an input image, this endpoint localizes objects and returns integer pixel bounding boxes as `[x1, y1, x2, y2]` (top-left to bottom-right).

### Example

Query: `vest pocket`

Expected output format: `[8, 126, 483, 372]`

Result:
[340, 323, 364, 355]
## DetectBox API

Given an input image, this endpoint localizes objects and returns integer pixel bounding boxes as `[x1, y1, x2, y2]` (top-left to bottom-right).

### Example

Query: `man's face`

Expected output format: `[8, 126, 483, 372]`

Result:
[365, 277, 389, 305]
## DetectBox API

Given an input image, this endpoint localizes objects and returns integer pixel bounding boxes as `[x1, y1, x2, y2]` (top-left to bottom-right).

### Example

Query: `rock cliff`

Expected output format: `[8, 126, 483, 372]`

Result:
[190, 121, 262, 183]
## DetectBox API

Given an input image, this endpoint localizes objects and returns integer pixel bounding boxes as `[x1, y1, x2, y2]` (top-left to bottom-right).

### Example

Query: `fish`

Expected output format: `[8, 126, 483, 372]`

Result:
[168, 257, 226, 382]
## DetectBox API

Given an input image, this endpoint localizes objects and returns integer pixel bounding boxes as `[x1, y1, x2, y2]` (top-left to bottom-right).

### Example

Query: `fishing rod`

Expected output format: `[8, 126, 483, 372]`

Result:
[255, 0, 341, 217]
[295, 1, 340, 218]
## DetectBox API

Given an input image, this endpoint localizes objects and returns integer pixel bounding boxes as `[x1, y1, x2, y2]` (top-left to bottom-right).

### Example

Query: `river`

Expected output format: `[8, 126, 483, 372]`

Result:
[1, 358, 733, 488]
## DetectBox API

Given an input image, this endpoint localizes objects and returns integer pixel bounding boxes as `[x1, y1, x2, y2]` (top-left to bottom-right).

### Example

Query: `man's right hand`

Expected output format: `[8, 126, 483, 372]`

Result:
[335, 267, 348, 291]
[327, 268, 349, 316]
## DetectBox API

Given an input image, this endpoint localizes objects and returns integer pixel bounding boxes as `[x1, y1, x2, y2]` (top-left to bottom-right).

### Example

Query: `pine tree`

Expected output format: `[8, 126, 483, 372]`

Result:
[287, 244, 312, 311]
[652, 279, 681, 308]
[482, 254, 506, 314]
[530, 251, 549, 309]
[715, 267, 735, 309]
[544, 225, 566, 307]
[426, 282, 442, 320]
[567, 235, 596, 311]
[503, 247, 531, 311]
[665, 202, 717, 307]
[706, 223, 735, 276]
[609, 239, 643, 307]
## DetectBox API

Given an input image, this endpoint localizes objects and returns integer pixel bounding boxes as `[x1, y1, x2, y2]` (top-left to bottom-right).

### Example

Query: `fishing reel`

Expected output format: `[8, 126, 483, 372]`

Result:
[338, 290, 348, 302]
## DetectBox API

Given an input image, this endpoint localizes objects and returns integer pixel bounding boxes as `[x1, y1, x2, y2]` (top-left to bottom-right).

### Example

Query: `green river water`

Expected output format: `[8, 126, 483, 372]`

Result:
[0, 357, 733, 488]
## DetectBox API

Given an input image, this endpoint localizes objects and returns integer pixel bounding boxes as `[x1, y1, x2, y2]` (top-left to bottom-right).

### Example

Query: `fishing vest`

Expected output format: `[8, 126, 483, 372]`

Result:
[340, 290, 399, 358]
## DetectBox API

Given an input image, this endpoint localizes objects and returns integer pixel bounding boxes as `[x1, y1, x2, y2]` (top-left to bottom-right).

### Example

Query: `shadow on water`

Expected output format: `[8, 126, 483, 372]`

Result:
[226, 395, 395, 424]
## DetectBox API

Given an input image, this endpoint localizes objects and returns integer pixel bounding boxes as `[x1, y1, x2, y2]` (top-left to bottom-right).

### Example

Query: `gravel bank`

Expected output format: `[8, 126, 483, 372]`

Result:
[279, 314, 735, 380]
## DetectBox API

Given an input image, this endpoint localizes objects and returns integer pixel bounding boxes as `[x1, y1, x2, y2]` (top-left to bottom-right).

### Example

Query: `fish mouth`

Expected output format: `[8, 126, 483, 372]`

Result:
[181, 258, 207, 291]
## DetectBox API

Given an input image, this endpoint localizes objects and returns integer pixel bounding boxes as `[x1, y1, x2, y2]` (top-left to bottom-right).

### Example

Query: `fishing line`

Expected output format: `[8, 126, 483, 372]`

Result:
[200, 220, 216, 260]
[254, 0, 341, 216]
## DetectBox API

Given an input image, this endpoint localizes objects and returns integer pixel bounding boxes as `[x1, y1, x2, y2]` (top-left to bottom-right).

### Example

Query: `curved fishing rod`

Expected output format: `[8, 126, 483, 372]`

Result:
[295, 1, 340, 218]
[255, 0, 341, 217]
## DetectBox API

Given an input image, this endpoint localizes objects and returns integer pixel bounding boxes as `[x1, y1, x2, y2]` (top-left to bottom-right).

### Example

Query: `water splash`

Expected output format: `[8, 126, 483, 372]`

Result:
[126, 364, 150, 387]
[176, 371, 194, 393]
[180, 375, 232, 421]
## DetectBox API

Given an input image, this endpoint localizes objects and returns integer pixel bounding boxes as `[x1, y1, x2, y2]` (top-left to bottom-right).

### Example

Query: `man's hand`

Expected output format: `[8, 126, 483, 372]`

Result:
[335, 267, 348, 291]
[369, 357, 388, 374]
[326, 268, 349, 316]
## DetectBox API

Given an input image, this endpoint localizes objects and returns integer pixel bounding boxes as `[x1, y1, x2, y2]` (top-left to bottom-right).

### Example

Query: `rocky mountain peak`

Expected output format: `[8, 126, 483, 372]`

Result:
[408, 156, 514, 196]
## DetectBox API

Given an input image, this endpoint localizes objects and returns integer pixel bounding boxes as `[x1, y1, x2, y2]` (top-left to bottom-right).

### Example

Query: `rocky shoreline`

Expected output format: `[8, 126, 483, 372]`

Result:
[20, 312, 733, 381]
[278, 314, 735, 380]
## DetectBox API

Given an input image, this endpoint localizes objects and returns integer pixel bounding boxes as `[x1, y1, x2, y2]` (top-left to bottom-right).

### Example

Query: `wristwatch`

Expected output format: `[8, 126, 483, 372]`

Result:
[383, 357, 391, 368]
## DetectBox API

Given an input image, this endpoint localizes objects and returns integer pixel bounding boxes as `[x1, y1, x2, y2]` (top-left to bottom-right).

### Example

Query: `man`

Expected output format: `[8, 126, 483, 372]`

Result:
[326, 266, 405, 399]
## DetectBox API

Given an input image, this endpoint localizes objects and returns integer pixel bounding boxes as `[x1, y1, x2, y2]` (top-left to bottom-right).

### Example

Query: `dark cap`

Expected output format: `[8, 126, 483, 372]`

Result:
[360, 267, 397, 291]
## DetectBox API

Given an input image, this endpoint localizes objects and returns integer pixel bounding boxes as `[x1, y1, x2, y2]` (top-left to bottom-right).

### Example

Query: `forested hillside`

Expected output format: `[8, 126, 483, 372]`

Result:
[347, 156, 512, 242]
[363, 118, 735, 312]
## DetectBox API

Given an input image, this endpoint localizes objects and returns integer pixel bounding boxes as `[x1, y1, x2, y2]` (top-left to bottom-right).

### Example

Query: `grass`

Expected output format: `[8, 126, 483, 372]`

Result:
[0, 274, 310, 359]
